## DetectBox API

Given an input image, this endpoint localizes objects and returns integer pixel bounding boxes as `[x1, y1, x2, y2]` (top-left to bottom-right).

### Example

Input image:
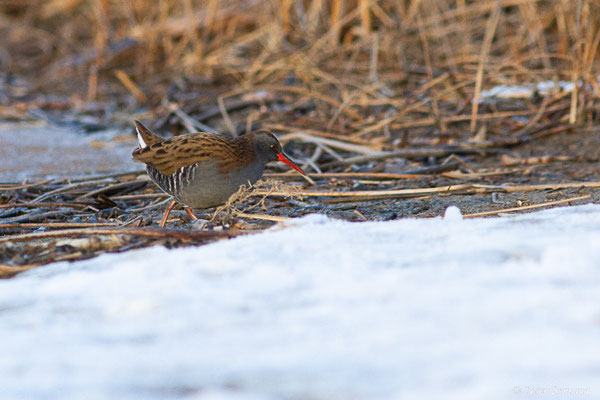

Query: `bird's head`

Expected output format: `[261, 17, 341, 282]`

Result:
[252, 131, 309, 178]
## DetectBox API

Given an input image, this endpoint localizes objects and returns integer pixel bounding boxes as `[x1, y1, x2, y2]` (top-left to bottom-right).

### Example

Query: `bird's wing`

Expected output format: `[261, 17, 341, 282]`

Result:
[132, 133, 248, 176]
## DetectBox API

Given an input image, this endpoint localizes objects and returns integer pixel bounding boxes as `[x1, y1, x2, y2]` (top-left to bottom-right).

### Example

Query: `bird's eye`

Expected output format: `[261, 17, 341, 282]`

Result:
[270, 144, 276, 150]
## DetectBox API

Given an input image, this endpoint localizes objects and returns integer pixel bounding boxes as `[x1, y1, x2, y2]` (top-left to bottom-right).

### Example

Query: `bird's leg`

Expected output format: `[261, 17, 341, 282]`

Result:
[185, 207, 198, 220]
[159, 199, 177, 228]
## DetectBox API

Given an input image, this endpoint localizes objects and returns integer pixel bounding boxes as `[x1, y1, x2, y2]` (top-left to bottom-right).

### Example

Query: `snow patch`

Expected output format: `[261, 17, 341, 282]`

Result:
[443, 205, 463, 221]
[1, 204, 599, 399]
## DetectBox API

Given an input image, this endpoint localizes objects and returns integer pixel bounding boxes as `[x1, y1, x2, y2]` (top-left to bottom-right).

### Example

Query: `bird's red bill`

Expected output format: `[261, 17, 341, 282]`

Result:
[277, 153, 307, 176]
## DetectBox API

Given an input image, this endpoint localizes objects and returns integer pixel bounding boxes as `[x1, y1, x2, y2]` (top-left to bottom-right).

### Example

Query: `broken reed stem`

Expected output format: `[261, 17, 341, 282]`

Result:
[463, 195, 591, 218]
[321, 147, 498, 168]
[391, 103, 571, 130]
[253, 181, 600, 198]
[264, 172, 426, 179]
[209, 179, 302, 223]
[218, 95, 237, 137]
[114, 69, 147, 103]
[30, 179, 116, 203]
[222, 84, 363, 121]
[0, 227, 245, 244]
[112, 193, 169, 200]
[0, 222, 117, 229]
[278, 132, 381, 155]
[76, 180, 148, 199]
[0, 202, 92, 209]
[0, 264, 39, 278]
[253, 184, 471, 198]
[0, 179, 54, 190]
[236, 212, 291, 222]
[264, 124, 378, 146]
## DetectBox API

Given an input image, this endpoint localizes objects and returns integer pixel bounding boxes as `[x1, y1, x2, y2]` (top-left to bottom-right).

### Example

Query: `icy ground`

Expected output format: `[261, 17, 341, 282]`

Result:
[1, 205, 599, 400]
[0, 123, 138, 180]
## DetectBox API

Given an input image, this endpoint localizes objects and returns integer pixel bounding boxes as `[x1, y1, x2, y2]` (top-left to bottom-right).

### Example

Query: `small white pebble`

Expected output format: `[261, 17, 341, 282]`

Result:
[443, 206, 463, 221]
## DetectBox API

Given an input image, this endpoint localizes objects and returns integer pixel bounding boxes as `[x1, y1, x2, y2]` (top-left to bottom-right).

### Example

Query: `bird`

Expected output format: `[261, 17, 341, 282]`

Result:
[132, 120, 311, 227]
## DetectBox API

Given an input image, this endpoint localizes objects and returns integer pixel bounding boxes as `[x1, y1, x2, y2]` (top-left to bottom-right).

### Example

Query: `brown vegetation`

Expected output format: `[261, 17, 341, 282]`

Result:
[2, 0, 599, 130]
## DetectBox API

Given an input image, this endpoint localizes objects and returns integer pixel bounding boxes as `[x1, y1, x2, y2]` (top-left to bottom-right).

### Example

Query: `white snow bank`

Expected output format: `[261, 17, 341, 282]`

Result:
[1, 205, 599, 400]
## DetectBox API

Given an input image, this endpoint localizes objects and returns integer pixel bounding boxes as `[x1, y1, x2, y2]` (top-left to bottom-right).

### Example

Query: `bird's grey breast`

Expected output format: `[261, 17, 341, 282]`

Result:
[166, 160, 265, 208]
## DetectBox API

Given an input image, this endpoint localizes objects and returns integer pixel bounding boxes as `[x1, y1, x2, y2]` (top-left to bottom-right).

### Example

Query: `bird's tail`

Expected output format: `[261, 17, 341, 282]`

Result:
[134, 120, 162, 148]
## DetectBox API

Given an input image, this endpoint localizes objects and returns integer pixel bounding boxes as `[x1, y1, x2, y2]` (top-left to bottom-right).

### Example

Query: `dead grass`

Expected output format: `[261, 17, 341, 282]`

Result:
[2, 0, 599, 131]
[209, 178, 303, 224]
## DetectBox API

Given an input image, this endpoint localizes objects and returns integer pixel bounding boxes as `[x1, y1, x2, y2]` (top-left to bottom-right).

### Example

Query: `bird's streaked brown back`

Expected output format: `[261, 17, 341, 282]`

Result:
[132, 130, 256, 176]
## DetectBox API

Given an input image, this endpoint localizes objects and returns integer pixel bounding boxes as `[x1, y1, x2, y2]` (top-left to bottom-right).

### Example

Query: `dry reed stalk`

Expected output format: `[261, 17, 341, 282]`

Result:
[441, 169, 518, 179]
[414, 0, 534, 30]
[208, 179, 302, 224]
[0, 227, 243, 244]
[416, 8, 445, 133]
[167, 102, 218, 134]
[472, 181, 600, 192]
[221, 84, 363, 121]
[30, 179, 117, 203]
[114, 69, 147, 103]
[280, 0, 293, 34]
[253, 181, 600, 199]
[470, 0, 501, 134]
[390, 103, 570, 130]
[236, 212, 291, 222]
[359, 0, 371, 34]
[0, 179, 55, 190]
[40, 0, 85, 18]
[263, 172, 426, 180]
[320, 146, 495, 169]
[0, 264, 39, 279]
[111, 193, 169, 200]
[365, 78, 475, 128]
[277, 132, 381, 155]
[87, 66, 98, 101]
[0, 223, 118, 229]
[218, 95, 238, 137]
[0, 202, 91, 209]
[253, 184, 473, 198]
[463, 195, 591, 218]
[329, 0, 344, 45]
[73, 180, 146, 200]
[263, 124, 379, 146]
[569, 0, 583, 124]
